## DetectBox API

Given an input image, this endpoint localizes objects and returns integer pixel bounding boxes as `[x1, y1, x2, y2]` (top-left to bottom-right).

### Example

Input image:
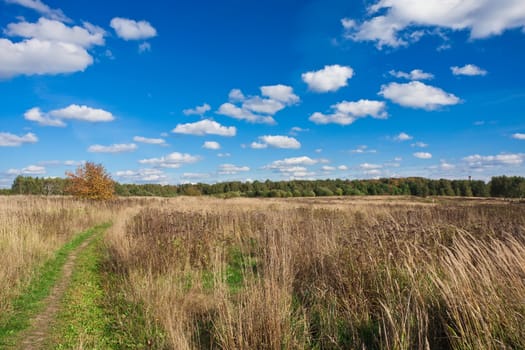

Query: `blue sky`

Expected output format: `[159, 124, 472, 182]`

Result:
[1, 0, 525, 186]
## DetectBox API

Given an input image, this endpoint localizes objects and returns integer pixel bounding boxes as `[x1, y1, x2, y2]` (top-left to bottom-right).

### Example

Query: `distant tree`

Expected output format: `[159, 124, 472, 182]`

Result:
[66, 162, 115, 200]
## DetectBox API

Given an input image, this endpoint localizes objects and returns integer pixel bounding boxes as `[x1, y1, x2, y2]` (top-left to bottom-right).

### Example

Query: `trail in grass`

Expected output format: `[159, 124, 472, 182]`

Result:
[18, 235, 94, 350]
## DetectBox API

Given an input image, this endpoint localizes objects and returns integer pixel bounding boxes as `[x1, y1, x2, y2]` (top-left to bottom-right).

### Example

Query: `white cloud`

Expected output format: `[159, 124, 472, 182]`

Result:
[440, 161, 456, 171]
[0, 38, 93, 78]
[217, 153, 231, 158]
[266, 156, 318, 174]
[242, 97, 285, 115]
[133, 136, 166, 145]
[463, 153, 524, 168]
[172, 119, 236, 136]
[24, 107, 66, 127]
[115, 168, 167, 183]
[289, 126, 308, 136]
[254, 135, 301, 149]
[5, 18, 105, 48]
[389, 69, 434, 80]
[351, 145, 377, 154]
[5, 0, 70, 22]
[218, 164, 250, 175]
[88, 143, 137, 153]
[310, 99, 387, 125]
[110, 17, 157, 40]
[302, 64, 354, 92]
[6, 165, 46, 175]
[343, 1, 525, 48]
[25, 105, 114, 126]
[512, 133, 525, 140]
[338, 165, 349, 171]
[360, 163, 383, 170]
[217, 103, 275, 124]
[250, 142, 268, 149]
[138, 42, 151, 53]
[322, 166, 336, 171]
[228, 89, 245, 102]
[260, 84, 300, 104]
[139, 152, 200, 168]
[411, 141, 428, 148]
[413, 152, 432, 159]
[203, 141, 221, 150]
[394, 132, 413, 141]
[50, 104, 114, 122]
[0, 132, 38, 146]
[379, 81, 460, 110]
[451, 64, 488, 76]
[183, 103, 211, 116]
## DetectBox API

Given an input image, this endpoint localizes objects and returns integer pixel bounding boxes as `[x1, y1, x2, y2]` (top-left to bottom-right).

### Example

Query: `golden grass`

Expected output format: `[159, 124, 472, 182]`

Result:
[105, 197, 525, 349]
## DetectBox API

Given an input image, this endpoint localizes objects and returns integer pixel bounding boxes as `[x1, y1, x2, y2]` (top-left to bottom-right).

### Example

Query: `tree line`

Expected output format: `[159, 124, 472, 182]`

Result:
[4, 174, 525, 198]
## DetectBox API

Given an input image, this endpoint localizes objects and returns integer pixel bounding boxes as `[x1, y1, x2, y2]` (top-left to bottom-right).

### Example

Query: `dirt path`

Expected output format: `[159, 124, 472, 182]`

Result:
[17, 235, 95, 350]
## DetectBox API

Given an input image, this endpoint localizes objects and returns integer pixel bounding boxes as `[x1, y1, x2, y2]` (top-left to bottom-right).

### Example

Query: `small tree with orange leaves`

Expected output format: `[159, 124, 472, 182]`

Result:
[66, 162, 115, 200]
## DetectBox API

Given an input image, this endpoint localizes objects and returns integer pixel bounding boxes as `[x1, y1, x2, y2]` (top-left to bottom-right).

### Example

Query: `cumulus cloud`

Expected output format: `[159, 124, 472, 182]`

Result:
[138, 42, 151, 53]
[110, 17, 157, 40]
[309, 99, 387, 125]
[252, 135, 301, 149]
[342, 0, 525, 48]
[5, 18, 105, 48]
[183, 103, 211, 116]
[265, 157, 317, 178]
[133, 136, 166, 145]
[389, 69, 434, 80]
[88, 143, 137, 153]
[218, 85, 298, 124]
[0, 38, 93, 78]
[24, 107, 66, 127]
[379, 81, 460, 110]
[394, 132, 413, 141]
[360, 163, 383, 170]
[202, 141, 221, 150]
[463, 153, 524, 168]
[172, 119, 236, 136]
[217, 103, 275, 124]
[414, 152, 432, 159]
[451, 64, 488, 76]
[302, 64, 354, 92]
[139, 152, 200, 168]
[512, 133, 525, 140]
[218, 164, 250, 175]
[0, 132, 38, 146]
[6, 165, 46, 175]
[260, 84, 300, 104]
[24, 105, 114, 126]
[115, 168, 167, 183]
[5, 0, 70, 22]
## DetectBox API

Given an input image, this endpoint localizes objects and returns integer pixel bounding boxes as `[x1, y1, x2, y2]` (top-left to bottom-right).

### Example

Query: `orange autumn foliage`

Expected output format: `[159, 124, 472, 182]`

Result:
[66, 162, 115, 200]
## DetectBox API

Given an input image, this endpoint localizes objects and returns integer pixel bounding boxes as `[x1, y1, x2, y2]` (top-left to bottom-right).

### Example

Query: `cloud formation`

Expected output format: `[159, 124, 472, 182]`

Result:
[139, 152, 200, 168]
[252, 135, 301, 149]
[451, 64, 487, 76]
[389, 69, 433, 80]
[310, 99, 387, 125]
[343, 0, 525, 48]
[88, 143, 137, 153]
[110, 18, 157, 40]
[172, 119, 236, 136]
[133, 136, 166, 145]
[0, 132, 38, 146]
[24, 105, 115, 126]
[379, 81, 460, 110]
[302, 65, 354, 92]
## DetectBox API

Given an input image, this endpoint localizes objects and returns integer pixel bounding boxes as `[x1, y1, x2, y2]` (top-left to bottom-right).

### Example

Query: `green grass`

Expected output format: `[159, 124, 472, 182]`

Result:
[0, 223, 110, 348]
[50, 225, 166, 349]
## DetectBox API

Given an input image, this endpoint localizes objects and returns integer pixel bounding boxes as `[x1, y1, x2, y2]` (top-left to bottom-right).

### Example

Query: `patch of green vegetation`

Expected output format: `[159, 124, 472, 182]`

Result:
[0, 223, 109, 348]
[50, 224, 167, 349]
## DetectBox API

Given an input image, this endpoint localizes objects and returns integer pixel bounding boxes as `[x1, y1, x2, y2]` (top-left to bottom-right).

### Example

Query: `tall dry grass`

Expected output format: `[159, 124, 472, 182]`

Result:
[0, 196, 117, 316]
[105, 197, 525, 349]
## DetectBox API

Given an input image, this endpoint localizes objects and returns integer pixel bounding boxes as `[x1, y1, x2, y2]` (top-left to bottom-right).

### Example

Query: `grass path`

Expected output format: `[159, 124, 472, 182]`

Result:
[0, 223, 110, 350]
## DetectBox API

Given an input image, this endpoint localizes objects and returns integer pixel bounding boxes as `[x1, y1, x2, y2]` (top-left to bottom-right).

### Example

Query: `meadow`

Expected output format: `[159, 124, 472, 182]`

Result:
[1, 195, 524, 349]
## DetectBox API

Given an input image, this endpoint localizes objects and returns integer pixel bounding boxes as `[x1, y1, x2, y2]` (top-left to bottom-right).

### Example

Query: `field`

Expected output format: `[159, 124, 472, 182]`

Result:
[1, 195, 525, 349]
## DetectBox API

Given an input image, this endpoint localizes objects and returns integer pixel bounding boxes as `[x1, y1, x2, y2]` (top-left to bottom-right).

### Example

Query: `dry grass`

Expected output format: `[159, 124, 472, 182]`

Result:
[0, 196, 117, 317]
[105, 197, 525, 349]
